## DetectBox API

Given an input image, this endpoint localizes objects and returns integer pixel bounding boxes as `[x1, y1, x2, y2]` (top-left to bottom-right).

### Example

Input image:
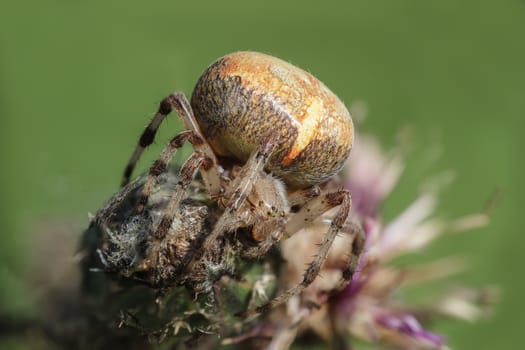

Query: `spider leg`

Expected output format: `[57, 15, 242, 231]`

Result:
[199, 133, 279, 254]
[135, 130, 202, 215]
[239, 189, 352, 317]
[167, 93, 222, 197]
[287, 192, 365, 291]
[100, 130, 205, 226]
[284, 188, 341, 235]
[286, 185, 321, 209]
[121, 96, 174, 187]
[121, 93, 221, 197]
[152, 150, 209, 240]
[332, 219, 365, 293]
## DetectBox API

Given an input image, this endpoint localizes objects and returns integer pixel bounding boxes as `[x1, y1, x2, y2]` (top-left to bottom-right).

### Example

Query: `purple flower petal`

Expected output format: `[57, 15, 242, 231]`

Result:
[375, 312, 446, 347]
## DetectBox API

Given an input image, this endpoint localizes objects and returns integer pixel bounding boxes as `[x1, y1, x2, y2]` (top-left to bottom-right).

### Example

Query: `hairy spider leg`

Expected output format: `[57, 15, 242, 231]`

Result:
[152, 150, 209, 240]
[286, 189, 365, 292]
[180, 134, 278, 271]
[286, 190, 364, 294]
[121, 98, 172, 187]
[121, 93, 221, 197]
[284, 190, 347, 235]
[239, 189, 353, 317]
[286, 185, 321, 208]
[135, 130, 203, 215]
[332, 219, 365, 293]
[168, 93, 222, 197]
[240, 185, 326, 259]
[199, 133, 279, 255]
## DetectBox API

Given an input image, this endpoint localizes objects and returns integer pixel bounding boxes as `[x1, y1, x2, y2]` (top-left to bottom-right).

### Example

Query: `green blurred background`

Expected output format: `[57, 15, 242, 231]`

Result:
[0, 0, 523, 348]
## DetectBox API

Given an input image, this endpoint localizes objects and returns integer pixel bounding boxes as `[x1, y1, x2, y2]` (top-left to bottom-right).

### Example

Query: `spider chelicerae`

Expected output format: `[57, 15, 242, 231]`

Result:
[89, 51, 365, 319]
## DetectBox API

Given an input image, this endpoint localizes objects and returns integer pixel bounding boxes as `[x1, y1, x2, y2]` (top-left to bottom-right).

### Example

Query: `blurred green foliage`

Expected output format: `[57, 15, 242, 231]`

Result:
[0, 0, 523, 349]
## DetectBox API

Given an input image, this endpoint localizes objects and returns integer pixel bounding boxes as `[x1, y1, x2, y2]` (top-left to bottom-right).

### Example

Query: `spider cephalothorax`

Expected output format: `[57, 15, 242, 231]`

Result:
[89, 51, 364, 319]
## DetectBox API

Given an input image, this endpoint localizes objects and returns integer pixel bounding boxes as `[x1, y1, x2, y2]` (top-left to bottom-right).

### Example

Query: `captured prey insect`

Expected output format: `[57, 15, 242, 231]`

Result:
[85, 52, 364, 324]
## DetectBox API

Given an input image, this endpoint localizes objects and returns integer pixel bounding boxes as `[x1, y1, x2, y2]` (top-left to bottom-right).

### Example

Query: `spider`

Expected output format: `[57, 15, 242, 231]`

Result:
[92, 51, 364, 318]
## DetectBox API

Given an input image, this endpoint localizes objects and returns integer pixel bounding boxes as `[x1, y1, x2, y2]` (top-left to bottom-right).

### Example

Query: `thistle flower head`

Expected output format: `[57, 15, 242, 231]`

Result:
[236, 131, 497, 349]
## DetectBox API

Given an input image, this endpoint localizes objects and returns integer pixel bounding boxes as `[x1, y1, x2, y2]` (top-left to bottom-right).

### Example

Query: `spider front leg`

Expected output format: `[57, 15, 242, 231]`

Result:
[102, 129, 206, 225]
[121, 92, 221, 197]
[240, 189, 353, 317]
[135, 130, 201, 215]
[199, 133, 279, 253]
[152, 149, 209, 240]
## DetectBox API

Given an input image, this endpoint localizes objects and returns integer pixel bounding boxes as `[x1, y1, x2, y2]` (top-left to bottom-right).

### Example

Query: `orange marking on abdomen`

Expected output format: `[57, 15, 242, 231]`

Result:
[282, 99, 322, 166]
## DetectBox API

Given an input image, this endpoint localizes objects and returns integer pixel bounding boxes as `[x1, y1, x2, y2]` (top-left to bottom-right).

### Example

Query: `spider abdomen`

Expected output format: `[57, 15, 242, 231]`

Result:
[191, 51, 354, 188]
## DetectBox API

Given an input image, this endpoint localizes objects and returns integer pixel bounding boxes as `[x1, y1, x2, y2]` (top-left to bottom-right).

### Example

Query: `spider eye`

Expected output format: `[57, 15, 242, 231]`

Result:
[290, 204, 301, 213]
